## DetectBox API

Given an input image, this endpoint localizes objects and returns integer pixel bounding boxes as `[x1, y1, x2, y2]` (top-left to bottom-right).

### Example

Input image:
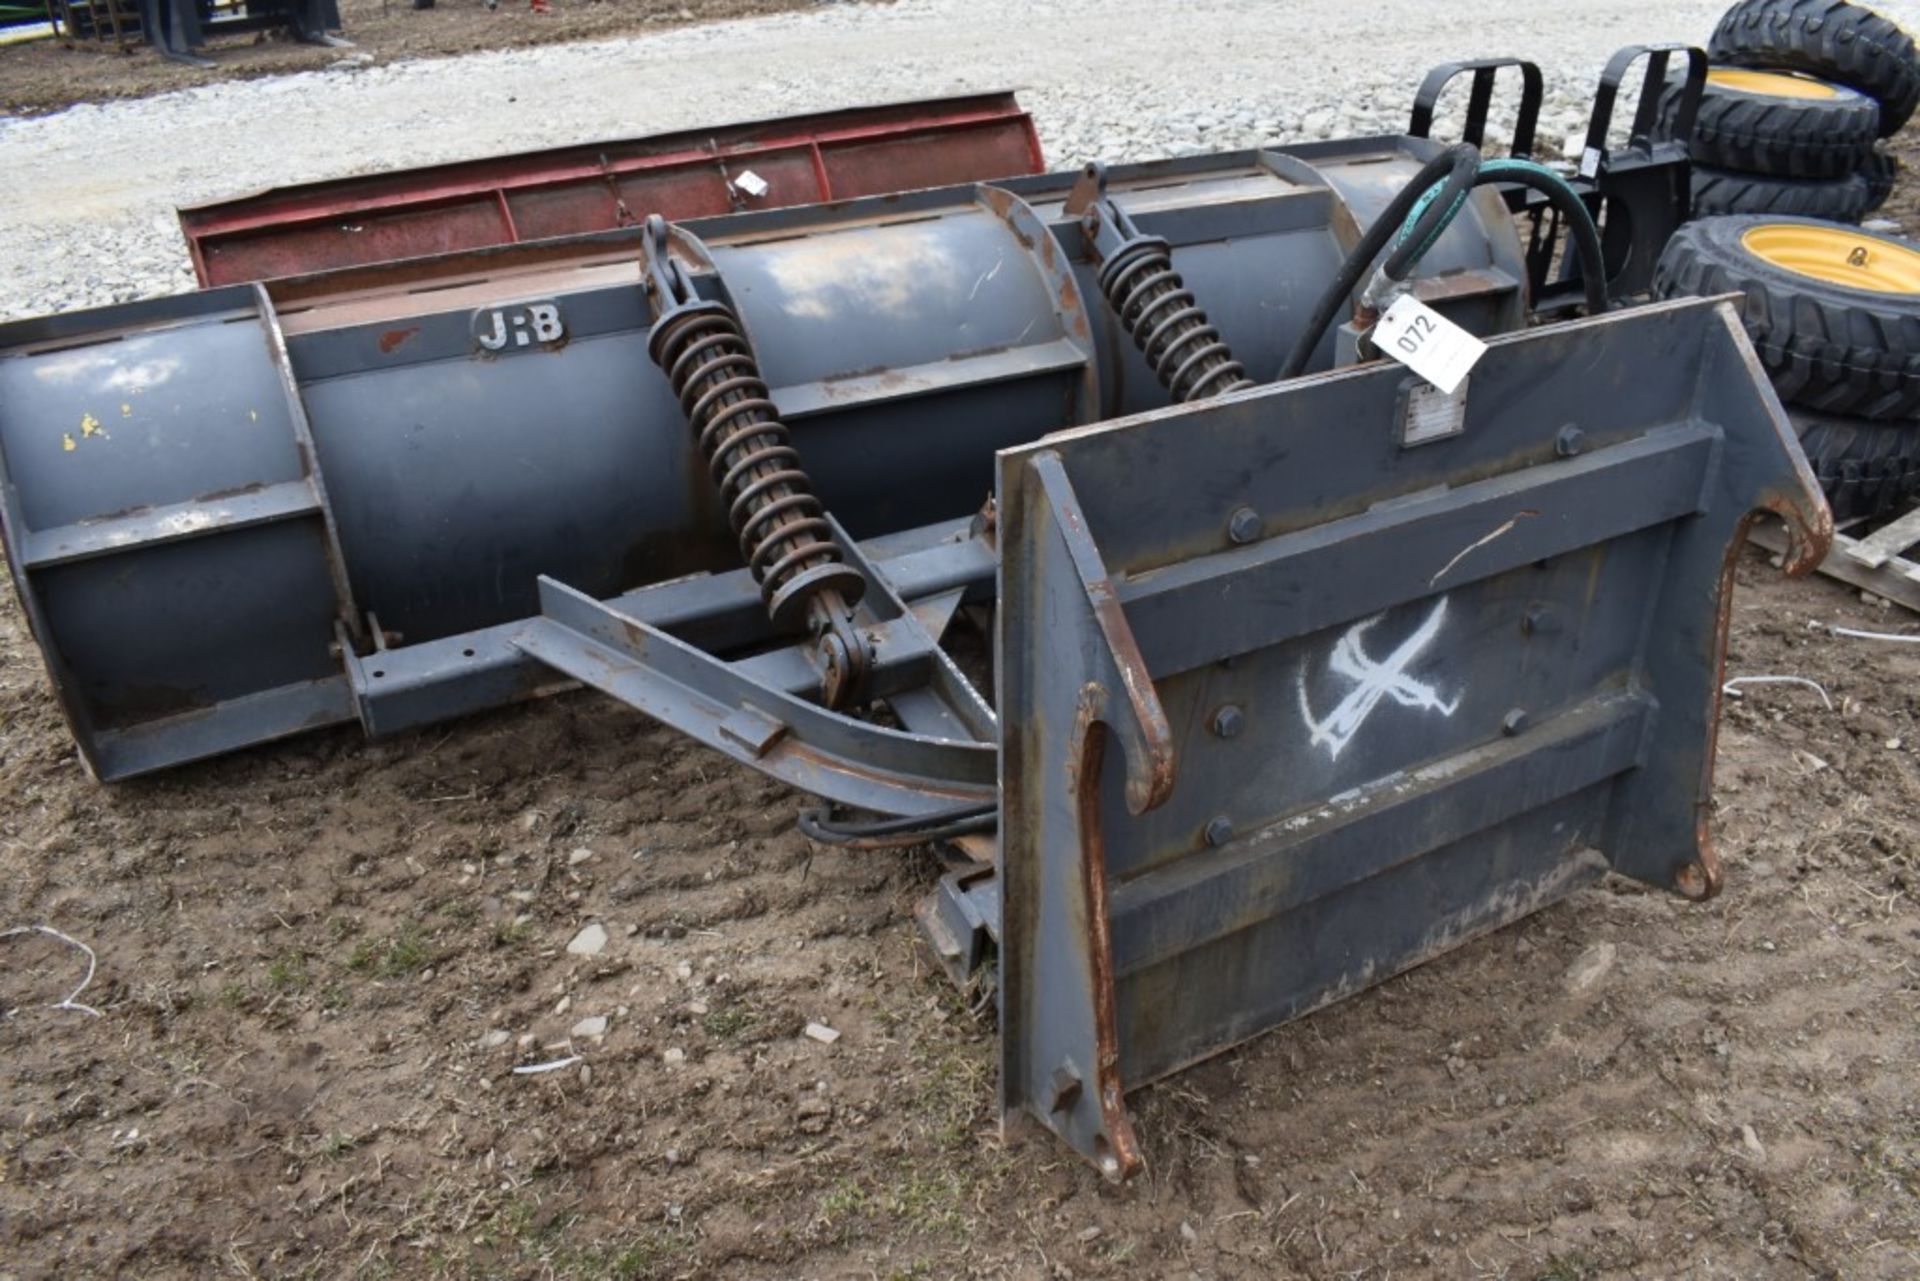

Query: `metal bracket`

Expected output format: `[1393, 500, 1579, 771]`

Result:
[993, 297, 1829, 1178]
[1408, 57, 1545, 159]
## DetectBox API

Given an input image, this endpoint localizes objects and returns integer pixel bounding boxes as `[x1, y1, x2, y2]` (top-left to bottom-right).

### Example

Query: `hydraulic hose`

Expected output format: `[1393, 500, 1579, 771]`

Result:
[1279, 143, 1479, 379]
[1475, 159, 1609, 319]
[1280, 147, 1613, 380]
[1382, 153, 1483, 281]
[796, 801, 998, 850]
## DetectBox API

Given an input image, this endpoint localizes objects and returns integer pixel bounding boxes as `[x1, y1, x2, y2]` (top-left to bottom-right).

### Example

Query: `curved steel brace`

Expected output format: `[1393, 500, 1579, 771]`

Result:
[513, 576, 995, 816]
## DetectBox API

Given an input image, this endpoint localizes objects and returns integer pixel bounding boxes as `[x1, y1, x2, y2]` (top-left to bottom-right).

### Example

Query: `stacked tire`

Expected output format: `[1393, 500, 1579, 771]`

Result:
[1657, 0, 1918, 223]
[1654, 215, 1920, 522]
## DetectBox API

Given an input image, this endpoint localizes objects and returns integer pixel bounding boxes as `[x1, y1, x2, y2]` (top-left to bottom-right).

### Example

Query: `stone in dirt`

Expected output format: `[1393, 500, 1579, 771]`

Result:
[804, 1021, 841, 1044]
[567, 922, 609, 956]
[570, 1015, 609, 1039]
[1563, 941, 1616, 994]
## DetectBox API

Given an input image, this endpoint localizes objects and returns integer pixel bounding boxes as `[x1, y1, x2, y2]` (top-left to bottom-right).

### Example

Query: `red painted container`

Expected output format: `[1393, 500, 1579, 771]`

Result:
[178, 92, 1046, 286]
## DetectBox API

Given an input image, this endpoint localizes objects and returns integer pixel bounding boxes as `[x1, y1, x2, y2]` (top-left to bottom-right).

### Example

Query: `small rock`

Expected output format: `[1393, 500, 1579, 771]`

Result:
[1077, 1226, 1103, 1244]
[1563, 941, 1617, 993]
[554, 994, 572, 1016]
[1741, 1123, 1767, 1160]
[570, 1015, 609, 1040]
[804, 1021, 841, 1045]
[517, 1032, 536, 1051]
[688, 999, 710, 1016]
[480, 1029, 511, 1050]
[568, 847, 595, 866]
[675, 960, 694, 980]
[1180, 1220, 1198, 1244]
[567, 922, 609, 956]
[663, 1047, 687, 1065]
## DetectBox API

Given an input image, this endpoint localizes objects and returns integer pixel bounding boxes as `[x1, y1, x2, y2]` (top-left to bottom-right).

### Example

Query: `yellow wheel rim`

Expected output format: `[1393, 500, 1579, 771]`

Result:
[1742, 224, 1920, 294]
[1707, 67, 1844, 99]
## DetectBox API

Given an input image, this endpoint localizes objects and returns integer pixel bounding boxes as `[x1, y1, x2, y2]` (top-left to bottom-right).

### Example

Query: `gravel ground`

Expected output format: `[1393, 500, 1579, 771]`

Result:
[8, 0, 1912, 320]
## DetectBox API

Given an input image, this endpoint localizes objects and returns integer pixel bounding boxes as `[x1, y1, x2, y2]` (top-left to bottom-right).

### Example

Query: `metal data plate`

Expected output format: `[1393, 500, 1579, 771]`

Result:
[994, 297, 1831, 1177]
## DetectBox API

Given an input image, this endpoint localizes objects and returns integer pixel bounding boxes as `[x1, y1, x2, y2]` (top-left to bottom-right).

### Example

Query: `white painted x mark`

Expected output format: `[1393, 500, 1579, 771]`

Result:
[1297, 598, 1461, 761]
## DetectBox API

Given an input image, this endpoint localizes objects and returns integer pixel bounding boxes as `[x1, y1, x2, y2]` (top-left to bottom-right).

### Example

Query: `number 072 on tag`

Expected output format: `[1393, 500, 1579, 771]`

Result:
[1372, 294, 1487, 395]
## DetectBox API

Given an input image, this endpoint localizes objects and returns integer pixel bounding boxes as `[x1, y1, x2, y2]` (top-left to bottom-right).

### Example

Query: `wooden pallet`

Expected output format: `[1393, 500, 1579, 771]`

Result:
[1751, 505, 1920, 614]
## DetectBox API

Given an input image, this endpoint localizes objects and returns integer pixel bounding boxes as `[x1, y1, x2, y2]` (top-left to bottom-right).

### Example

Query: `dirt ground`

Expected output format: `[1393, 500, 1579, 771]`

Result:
[5, 120, 1920, 1281]
[0, 0, 815, 116]
[14, 527, 1920, 1281]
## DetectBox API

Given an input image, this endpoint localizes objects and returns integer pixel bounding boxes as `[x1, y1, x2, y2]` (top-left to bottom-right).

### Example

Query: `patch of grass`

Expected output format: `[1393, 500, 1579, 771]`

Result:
[321, 1130, 358, 1158]
[1539, 1255, 1599, 1281]
[492, 921, 533, 949]
[319, 982, 350, 1013]
[701, 1005, 756, 1039]
[817, 1177, 870, 1226]
[347, 926, 432, 978]
[883, 1168, 972, 1237]
[267, 952, 310, 993]
[216, 981, 250, 1010]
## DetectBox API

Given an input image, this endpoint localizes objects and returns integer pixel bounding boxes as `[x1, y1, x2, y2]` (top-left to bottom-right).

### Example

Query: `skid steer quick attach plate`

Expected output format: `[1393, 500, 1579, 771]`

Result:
[995, 296, 1830, 1177]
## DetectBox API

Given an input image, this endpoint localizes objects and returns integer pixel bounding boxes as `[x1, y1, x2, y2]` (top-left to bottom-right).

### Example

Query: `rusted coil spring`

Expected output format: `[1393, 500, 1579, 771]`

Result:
[649, 302, 869, 702]
[1097, 235, 1254, 402]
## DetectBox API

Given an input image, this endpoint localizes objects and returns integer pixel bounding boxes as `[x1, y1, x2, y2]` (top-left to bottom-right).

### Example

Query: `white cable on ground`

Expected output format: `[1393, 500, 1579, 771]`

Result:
[1828, 624, 1920, 644]
[0, 924, 102, 1018]
[1721, 675, 1834, 711]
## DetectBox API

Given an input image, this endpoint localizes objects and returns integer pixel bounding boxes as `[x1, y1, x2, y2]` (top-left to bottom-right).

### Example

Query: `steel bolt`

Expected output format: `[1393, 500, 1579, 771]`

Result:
[1501, 707, 1529, 737]
[1210, 704, 1245, 739]
[1204, 816, 1234, 848]
[1554, 425, 1586, 458]
[1227, 506, 1262, 545]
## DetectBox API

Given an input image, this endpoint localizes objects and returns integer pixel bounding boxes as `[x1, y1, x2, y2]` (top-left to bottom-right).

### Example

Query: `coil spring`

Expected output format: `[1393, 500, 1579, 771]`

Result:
[1097, 236, 1254, 403]
[648, 303, 866, 629]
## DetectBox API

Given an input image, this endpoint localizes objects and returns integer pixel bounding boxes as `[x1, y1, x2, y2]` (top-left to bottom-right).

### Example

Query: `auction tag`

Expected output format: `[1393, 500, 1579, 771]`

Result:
[1372, 294, 1486, 395]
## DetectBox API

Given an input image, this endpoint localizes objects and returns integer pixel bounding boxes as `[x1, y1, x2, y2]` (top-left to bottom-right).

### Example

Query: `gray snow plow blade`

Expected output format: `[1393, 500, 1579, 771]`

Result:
[992, 297, 1829, 1176]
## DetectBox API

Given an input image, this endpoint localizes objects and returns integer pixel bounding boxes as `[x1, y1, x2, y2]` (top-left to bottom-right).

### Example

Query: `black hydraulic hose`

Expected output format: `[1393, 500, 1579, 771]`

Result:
[1279, 142, 1479, 380]
[1380, 151, 1483, 282]
[1479, 162, 1609, 319]
[796, 801, 998, 850]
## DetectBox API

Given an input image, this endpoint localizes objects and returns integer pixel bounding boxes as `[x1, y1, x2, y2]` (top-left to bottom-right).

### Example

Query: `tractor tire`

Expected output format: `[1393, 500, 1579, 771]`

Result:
[1794, 409, 1920, 522]
[1709, 0, 1920, 136]
[1862, 145, 1899, 213]
[1653, 215, 1920, 420]
[1656, 67, 1879, 179]
[1692, 164, 1873, 222]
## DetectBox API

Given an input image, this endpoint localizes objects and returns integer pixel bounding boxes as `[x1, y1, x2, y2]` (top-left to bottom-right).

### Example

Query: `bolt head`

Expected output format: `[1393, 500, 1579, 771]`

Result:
[1501, 707, 1529, 736]
[1227, 506, 1261, 545]
[1554, 425, 1586, 458]
[1204, 816, 1234, 848]
[1210, 705, 1244, 738]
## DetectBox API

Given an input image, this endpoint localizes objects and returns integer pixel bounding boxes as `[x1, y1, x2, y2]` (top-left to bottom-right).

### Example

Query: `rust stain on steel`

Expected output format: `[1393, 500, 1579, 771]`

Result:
[377, 326, 420, 354]
[1061, 503, 1175, 814]
[1067, 696, 1144, 1181]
